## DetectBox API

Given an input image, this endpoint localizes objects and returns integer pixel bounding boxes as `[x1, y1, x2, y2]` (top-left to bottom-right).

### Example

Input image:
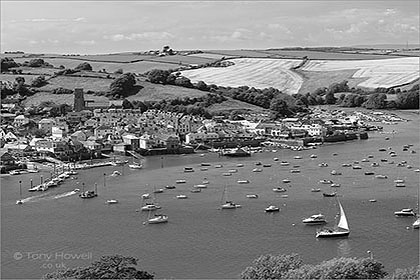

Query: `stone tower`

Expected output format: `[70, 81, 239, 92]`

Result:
[73, 88, 85, 112]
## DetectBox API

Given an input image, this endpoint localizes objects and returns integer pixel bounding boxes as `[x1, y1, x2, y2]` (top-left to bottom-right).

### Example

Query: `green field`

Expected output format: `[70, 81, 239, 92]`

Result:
[23, 91, 109, 107]
[39, 76, 113, 92]
[207, 98, 270, 115]
[0, 74, 39, 83]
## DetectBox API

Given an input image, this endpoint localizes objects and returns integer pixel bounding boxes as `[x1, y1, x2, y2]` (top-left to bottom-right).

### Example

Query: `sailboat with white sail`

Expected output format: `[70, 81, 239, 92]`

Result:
[316, 199, 350, 238]
[413, 186, 420, 229]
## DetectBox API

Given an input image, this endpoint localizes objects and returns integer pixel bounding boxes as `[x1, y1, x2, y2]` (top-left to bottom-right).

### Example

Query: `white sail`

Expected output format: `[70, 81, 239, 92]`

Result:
[337, 201, 349, 231]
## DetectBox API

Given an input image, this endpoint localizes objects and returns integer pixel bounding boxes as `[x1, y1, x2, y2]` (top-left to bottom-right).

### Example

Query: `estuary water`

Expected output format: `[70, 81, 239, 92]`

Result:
[1, 110, 419, 279]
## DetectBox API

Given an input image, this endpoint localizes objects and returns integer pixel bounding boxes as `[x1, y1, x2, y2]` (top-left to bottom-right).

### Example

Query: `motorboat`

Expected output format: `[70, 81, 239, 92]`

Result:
[375, 175, 388, 179]
[394, 178, 405, 184]
[79, 190, 97, 199]
[237, 180, 249, 184]
[369, 199, 377, 202]
[176, 194, 188, 199]
[28, 185, 41, 192]
[214, 164, 223, 168]
[371, 162, 380, 167]
[364, 171, 375, 175]
[310, 154, 317, 158]
[367, 155, 374, 158]
[246, 194, 258, 198]
[200, 167, 208, 171]
[201, 163, 211, 166]
[176, 179, 186, 184]
[194, 184, 207, 189]
[290, 169, 300, 173]
[413, 217, 420, 229]
[302, 214, 327, 225]
[352, 165, 362, 169]
[236, 163, 244, 167]
[273, 187, 287, 193]
[255, 162, 262, 166]
[316, 200, 350, 238]
[395, 183, 406, 187]
[16, 199, 23, 205]
[294, 156, 302, 159]
[380, 159, 388, 162]
[311, 188, 321, 192]
[147, 214, 168, 224]
[323, 192, 337, 197]
[221, 201, 241, 209]
[273, 158, 279, 161]
[202, 179, 210, 184]
[361, 158, 370, 162]
[252, 168, 262, 172]
[106, 199, 118, 204]
[129, 163, 143, 169]
[319, 179, 333, 184]
[165, 185, 176, 189]
[330, 170, 342, 175]
[228, 169, 238, 173]
[141, 203, 161, 211]
[280, 161, 290, 166]
[265, 205, 280, 212]
[330, 183, 341, 188]
[141, 193, 151, 199]
[318, 163, 328, 167]
[282, 179, 291, 183]
[153, 188, 164, 193]
[190, 188, 201, 193]
[394, 208, 415, 217]
[184, 167, 194, 173]
[111, 171, 122, 176]
[263, 164, 272, 167]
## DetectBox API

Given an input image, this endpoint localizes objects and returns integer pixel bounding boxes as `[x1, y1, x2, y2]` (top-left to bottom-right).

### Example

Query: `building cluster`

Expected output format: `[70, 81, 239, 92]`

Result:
[0, 89, 395, 173]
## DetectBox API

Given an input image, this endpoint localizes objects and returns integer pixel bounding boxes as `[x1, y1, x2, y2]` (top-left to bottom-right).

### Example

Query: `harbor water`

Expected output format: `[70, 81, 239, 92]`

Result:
[1, 111, 419, 279]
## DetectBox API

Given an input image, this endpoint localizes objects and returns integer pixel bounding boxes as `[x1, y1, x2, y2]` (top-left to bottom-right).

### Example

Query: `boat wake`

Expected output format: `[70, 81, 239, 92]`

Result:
[21, 190, 78, 203]
[52, 190, 79, 199]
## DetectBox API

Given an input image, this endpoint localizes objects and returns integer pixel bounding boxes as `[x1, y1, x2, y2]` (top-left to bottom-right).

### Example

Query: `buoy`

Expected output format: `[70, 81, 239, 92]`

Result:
[292, 223, 296, 226]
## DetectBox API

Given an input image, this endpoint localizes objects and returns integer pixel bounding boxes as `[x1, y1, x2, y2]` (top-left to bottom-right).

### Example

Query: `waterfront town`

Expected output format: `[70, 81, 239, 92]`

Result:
[0, 87, 405, 175]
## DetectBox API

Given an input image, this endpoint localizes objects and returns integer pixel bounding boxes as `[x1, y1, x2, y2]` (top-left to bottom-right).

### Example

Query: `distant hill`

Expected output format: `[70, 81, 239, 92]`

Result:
[351, 43, 420, 49]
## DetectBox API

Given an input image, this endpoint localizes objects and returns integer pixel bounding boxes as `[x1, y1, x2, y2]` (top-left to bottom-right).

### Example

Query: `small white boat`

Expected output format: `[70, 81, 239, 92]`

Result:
[129, 163, 143, 169]
[361, 158, 370, 162]
[394, 208, 415, 216]
[330, 183, 341, 188]
[369, 199, 377, 202]
[330, 170, 342, 175]
[262, 164, 272, 167]
[395, 183, 406, 187]
[294, 156, 302, 159]
[310, 154, 317, 158]
[237, 180, 249, 184]
[303, 214, 327, 225]
[176, 194, 188, 199]
[273, 158, 279, 161]
[413, 217, 420, 229]
[352, 165, 362, 170]
[228, 169, 238, 173]
[311, 188, 321, 192]
[176, 179, 186, 184]
[273, 187, 287, 193]
[141, 203, 161, 211]
[394, 179, 405, 183]
[236, 163, 244, 167]
[265, 205, 280, 212]
[319, 179, 333, 184]
[371, 162, 380, 167]
[319, 163, 328, 167]
[246, 194, 258, 199]
[375, 175, 388, 179]
[282, 179, 291, 183]
[367, 155, 374, 158]
[221, 201, 241, 209]
[141, 193, 151, 199]
[252, 168, 262, 172]
[202, 180, 210, 184]
[342, 163, 352, 167]
[147, 214, 168, 224]
[184, 167, 194, 173]
[106, 199, 118, 204]
[190, 188, 201, 193]
[153, 188, 164, 193]
[280, 161, 290, 166]
[165, 185, 176, 189]
[222, 172, 232, 176]
[200, 167, 208, 171]
[290, 169, 300, 173]
[214, 164, 223, 168]
[111, 171, 122, 176]
[194, 184, 207, 189]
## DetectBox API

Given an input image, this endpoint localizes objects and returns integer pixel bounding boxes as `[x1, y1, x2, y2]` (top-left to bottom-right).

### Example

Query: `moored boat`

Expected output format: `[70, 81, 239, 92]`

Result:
[394, 208, 415, 217]
[265, 205, 280, 212]
[316, 200, 349, 238]
[303, 214, 327, 225]
[273, 187, 287, 193]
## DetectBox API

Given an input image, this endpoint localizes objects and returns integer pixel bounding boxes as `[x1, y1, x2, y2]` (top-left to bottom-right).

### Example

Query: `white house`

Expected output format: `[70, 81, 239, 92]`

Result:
[38, 118, 55, 133]
[13, 115, 29, 126]
[185, 132, 219, 144]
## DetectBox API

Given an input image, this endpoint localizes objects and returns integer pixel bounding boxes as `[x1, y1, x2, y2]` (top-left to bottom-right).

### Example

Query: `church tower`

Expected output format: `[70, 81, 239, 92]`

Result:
[73, 88, 85, 112]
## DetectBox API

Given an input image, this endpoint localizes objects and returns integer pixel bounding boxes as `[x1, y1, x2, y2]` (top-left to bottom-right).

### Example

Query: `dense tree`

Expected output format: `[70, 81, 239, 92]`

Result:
[43, 254, 154, 279]
[74, 62, 93, 71]
[270, 97, 291, 117]
[325, 91, 337, 104]
[147, 69, 171, 84]
[396, 89, 419, 109]
[109, 72, 137, 98]
[363, 93, 387, 109]
[52, 87, 73, 95]
[174, 76, 193, 88]
[387, 265, 419, 280]
[241, 254, 304, 279]
[26, 58, 46, 67]
[241, 254, 388, 280]
[327, 80, 350, 94]
[195, 80, 209, 91]
[31, 75, 47, 87]
[122, 99, 134, 109]
[1, 57, 19, 72]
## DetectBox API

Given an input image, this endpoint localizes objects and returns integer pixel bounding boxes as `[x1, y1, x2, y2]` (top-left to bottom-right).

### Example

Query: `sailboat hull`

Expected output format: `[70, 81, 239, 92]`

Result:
[316, 231, 350, 238]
